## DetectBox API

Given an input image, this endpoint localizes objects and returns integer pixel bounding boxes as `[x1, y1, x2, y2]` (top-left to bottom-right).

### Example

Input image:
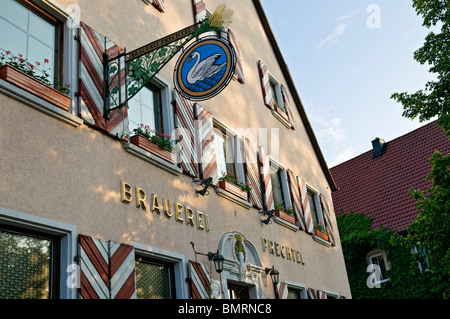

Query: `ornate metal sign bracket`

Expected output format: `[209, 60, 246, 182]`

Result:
[104, 5, 233, 120]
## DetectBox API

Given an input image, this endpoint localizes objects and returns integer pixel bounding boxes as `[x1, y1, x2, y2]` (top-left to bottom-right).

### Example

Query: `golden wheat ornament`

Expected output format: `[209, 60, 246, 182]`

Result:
[209, 4, 234, 28]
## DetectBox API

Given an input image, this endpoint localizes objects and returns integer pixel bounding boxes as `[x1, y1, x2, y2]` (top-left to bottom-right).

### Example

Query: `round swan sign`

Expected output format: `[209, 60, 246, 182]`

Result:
[174, 37, 235, 101]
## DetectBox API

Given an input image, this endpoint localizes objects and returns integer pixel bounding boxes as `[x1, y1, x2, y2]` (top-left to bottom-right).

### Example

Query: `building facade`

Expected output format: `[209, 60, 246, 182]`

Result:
[0, 0, 351, 299]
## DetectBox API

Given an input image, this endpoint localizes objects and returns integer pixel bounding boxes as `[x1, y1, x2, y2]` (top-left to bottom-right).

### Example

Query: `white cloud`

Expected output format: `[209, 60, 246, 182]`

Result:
[336, 9, 361, 22]
[316, 9, 360, 50]
[316, 22, 347, 50]
[308, 110, 347, 146]
[328, 147, 357, 168]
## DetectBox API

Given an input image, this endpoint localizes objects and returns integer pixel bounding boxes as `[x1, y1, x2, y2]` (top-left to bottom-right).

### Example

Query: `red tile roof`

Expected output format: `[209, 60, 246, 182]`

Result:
[330, 121, 450, 232]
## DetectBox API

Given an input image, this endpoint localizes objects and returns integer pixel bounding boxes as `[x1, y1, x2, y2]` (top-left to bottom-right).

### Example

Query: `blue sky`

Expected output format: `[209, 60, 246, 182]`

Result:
[259, 0, 436, 167]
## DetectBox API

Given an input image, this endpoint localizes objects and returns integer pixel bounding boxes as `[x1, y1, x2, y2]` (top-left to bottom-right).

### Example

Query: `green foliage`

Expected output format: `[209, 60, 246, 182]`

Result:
[408, 151, 450, 298]
[337, 152, 449, 299]
[391, 0, 450, 136]
[337, 212, 445, 299]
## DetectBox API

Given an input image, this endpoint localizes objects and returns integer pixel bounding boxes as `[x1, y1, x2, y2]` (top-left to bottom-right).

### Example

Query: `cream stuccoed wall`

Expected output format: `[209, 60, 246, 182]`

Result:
[0, 0, 351, 298]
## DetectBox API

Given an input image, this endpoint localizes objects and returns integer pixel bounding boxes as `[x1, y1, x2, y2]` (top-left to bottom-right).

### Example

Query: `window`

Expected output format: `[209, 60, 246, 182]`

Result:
[268, 76, 287, 114]
[135, 256, 176, 299]
[368, 251, 389, 283]
[0, 225, 59, 299]
[0, 0, 60, 85]
[270, 163, 284, 207]
[129, 83, 163, 135]
[213, 121, 246, 182]
[287, 288, 301, 299]
[285, 282, 307, 299]
[214, 125, 236, 178]
[413, 246, 429, 273]
[307, 188, 324, 226]
[228, 282, 250, 299]
[326, 292, 339, 299]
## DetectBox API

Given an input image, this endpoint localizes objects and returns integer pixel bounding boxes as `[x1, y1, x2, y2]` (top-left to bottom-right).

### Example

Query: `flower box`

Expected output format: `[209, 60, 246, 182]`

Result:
[275, 106, 289, 122]
[275, 210, 296, 224]
[314, 229, 329, 241]
[130, 134, 174, 164]
[218, 180, 247, 200]
[0, 64, 70, 111]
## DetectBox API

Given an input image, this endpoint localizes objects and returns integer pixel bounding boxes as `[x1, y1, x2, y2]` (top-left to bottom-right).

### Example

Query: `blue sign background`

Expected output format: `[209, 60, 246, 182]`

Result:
[174, 38, 235, 101]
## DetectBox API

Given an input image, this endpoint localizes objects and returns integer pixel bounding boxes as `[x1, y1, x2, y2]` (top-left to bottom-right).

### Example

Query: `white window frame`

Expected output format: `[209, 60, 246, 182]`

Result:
[268, 75, 284, 108]
[128, 75, 174, 141]
[306, 184, 325, 226]
[213, 117, 246, 184]
[269, 157, 292, 210]
[367, 249, 390, 284]
[0, 0, 79, 115]
[267, 73, 291, 128]
[132, 242, 189, 299]
[0, 206, 78, 299]
[284, 281, 308, 299]
[269, 158, 300, 231]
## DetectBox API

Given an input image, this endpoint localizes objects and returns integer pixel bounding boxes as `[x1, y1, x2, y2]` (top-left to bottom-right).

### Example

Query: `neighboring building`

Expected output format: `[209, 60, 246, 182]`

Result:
[0, 0, 351, 299]
[330, 121, 450, 281]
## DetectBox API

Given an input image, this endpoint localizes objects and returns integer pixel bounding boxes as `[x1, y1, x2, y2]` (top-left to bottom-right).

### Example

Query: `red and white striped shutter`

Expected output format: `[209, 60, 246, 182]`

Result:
[277, 282, 288, 299]
[258, 60, 274, 109]
[187, 261, 211, 299]
[194, 104, 217, 181]
[193, 0, 207, 23]
[244, 137, 263, 209]
[78, 234, 110, 299]
[173, 90, 199, 177]
[79, 22, 128, 137]
[287, 170, 306, 231]
[228, 29, 245, 84]
[78, 235, 136, 299]
[153, 0, 165, 12]
[281, 84, 295, 130]
[109, 241, 137, 299]
[259, 146, 274, 211]
[308, 288, 326, 299]
[297, 177, 314, 233]
[142, 0, 165, 12]
[320, 194, 336, 246]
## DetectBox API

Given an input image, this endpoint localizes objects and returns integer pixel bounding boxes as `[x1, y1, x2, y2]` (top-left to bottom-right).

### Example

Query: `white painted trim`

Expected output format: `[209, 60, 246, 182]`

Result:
[0, 206, 78, 299]
[123, 142, 182, 176]
[151, 74, 175, 142]
[312, 235, 331, 247]
[215, 187, 252, 209]
[132, 241, 189, 299]
[271, 109, 292, 129]
[274, 216, 299, 232]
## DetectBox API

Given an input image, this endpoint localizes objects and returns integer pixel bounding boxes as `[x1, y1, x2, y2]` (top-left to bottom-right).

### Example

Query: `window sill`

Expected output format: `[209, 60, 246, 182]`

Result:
[274, 216, 300, 232]
[312, 235, 332, 247]
[123, 142, 182, 176]
[271, 109, 291, 129]
[215, 187, 252, 210]
[0, 79, 82, 127]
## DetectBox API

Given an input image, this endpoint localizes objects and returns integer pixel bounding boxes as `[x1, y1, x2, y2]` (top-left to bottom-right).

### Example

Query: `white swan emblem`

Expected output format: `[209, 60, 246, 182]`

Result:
[186, 52, 227, 85]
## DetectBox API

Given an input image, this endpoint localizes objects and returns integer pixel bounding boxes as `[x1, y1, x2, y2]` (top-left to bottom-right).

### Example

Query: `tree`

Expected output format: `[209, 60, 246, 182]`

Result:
[407, 151, 450, 298]
[391, 0, 450, 136]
